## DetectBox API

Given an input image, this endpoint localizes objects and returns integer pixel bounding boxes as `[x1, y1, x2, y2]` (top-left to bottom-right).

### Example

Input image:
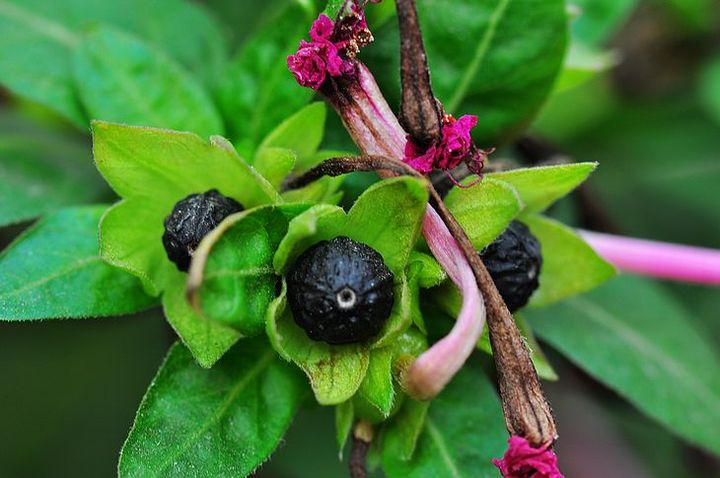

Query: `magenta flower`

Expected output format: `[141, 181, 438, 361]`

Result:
[287, 40, 344, 90]
[403, 114, 487, 176]
[492, 436, 564, 478]
[309, 14, 335, 41]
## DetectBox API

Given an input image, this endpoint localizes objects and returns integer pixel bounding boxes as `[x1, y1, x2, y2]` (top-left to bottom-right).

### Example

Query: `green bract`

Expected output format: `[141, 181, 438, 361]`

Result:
[92, 103, 342, 367]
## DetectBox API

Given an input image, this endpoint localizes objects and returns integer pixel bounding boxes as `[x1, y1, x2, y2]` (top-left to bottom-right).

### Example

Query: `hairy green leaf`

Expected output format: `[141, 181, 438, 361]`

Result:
[0, 206, 155, 320]
[335, 400, 354, 456]
[119, 338, 306, 477]
[525, 214, 615, 307]
[189, 205, 310, 336]
[0, 111, 108, 226]
[0, 0, 225, 126]
[358, 347, 395, 417]
[444, 178, 523, 250]
[381, 398, 430, 462]
[488, 162, 597, 214]
[162, 269, 241, 369]
[528, 275, 720, 455]
[381, 358, 507, 477]
[266, 282, 370, 405]
[367, 0, 568, 142]
[93, 122, 278, 294]
[74, 26, 223, 137]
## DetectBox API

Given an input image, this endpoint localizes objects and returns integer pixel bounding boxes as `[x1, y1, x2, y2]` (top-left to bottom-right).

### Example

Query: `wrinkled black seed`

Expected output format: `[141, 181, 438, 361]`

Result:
[162, 189, 243, 271]
[287, 236, 395, 345]
[480, 220, 542, 312]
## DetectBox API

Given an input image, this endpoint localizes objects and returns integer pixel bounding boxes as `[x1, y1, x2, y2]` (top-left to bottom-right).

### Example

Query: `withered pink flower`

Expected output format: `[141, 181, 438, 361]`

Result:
[287, 40, 344, 90]
[492, 436, 564, 478]
[403, 114, 485, 176]
[310, 14, 335, 41]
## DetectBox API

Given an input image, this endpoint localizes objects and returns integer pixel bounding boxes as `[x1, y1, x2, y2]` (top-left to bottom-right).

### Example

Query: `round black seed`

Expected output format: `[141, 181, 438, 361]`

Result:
[480, 220, 542, 312]
[286, 236, 395, 345]
[162, 189, 243, 271]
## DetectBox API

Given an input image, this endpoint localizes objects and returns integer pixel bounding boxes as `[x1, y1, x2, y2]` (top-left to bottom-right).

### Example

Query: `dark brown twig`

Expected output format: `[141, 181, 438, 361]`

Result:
[396, 0, 442, 146]
[349, 421, 373, 478]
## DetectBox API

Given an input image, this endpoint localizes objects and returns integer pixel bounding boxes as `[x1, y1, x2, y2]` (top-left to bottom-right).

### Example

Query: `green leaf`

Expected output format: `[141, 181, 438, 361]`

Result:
[74, 26, 223, 137]
[266, 282, 370, 405]
[406, 252, 446, 333]
[217, 2, 314, 154]
[524, 214, 615, 307]
[253, 147, 296, 190]
[358, 347, 395, 417]
[189, 205, 310, 336]
[323, 0, 346, 18]
[367, 0, 568, 143]
[256, 102, 326, 168]
[571, 0, 638, 47]
[444, 178, 523, 250]
[0, 205, 155, 320]
[0, 110, 109, 226]
[93, 122, 279, 294]
[488, 162, 597, 214]
[275, 177, 428, 276]
[119, 338, 306, 477]
[381, 398, 430, 461]
[700, 57, 720, 128]
[281, 176, 345, 205]
[163, 268, 241, 369]
[553, 43, 616, 93]
[0, 0, 226, 126]
[335, 400, 354, 456]
[527, 275, 720, 455]
[381, 358, 507, 477]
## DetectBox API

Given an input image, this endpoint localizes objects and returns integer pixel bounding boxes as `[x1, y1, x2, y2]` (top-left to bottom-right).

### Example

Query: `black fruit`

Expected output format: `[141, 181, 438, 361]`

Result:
[287, 236, 395, 345]
[480, 220, 542, 312]
[162, 189, 243, 271]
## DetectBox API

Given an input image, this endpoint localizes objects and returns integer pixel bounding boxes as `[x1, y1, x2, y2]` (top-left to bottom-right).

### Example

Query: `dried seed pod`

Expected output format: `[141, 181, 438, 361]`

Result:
[287, 236, 395, 344]
[162, 189, 243, 271]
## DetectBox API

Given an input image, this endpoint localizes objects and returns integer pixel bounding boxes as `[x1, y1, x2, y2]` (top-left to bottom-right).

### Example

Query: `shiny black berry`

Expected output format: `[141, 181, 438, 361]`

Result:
[480, 220, 542, 312]
[162, 189, 243, 271]
[287, 236, 395, 345]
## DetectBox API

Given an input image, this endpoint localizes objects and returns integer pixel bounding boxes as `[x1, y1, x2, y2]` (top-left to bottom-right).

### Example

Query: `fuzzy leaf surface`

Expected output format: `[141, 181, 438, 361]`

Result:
[119, 338, 306, 477]
[0, 206, 155, 320]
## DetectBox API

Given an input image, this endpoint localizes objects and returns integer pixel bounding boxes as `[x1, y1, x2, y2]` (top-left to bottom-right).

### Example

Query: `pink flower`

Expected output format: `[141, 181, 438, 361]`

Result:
[403, 138, 436, 173]
[403, 114, 485, 175]
[287, 40, 344, 90]
[310, 14, 335, 41]
[492, 436, 564, 478]
[436, 115, 477, 170]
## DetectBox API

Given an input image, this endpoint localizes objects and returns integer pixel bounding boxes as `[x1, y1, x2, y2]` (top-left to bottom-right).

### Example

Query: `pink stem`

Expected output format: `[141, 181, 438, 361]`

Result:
[404, 206, 486, 400]
[321, 64, 486, 398]
[579, 230, 720, 285]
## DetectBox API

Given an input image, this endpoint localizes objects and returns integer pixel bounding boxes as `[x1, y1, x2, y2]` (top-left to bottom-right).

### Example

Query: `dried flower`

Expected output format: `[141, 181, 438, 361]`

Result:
[403, 114, 487, 177]
[492, 436, 564, 478]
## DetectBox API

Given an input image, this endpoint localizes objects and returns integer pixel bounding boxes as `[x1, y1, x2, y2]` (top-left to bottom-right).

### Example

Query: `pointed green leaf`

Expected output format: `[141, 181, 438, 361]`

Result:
[0, 205, 155, 320]
[381, 398, 430, 461]
[524, 215, 615, 307]
[488, 162, 597, 214]
[371, 277, 413, 349]
[335, 400, 355, 457]
[406, 252, 446, 333]
[359, 348, 395, 417]
[119, 338, 306, 477]
[93, 122, 280, 293]
[189, 205, 310, 336]
[381, 359, 507, 477]
[256, 102, 326, 166]
[74, 26, 223, 137]
[527, 275, 720, 456]
[254, 147, 296, 190]
[162, 269, 241, 368]
[266, 282, 370, 405]
[93, 121, 278, 207]
[444, 177, 523, 250]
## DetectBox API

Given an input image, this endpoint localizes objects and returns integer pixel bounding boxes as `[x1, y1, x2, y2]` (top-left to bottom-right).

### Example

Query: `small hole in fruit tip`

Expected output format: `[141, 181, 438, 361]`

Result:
[337, 287, 357, 309]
